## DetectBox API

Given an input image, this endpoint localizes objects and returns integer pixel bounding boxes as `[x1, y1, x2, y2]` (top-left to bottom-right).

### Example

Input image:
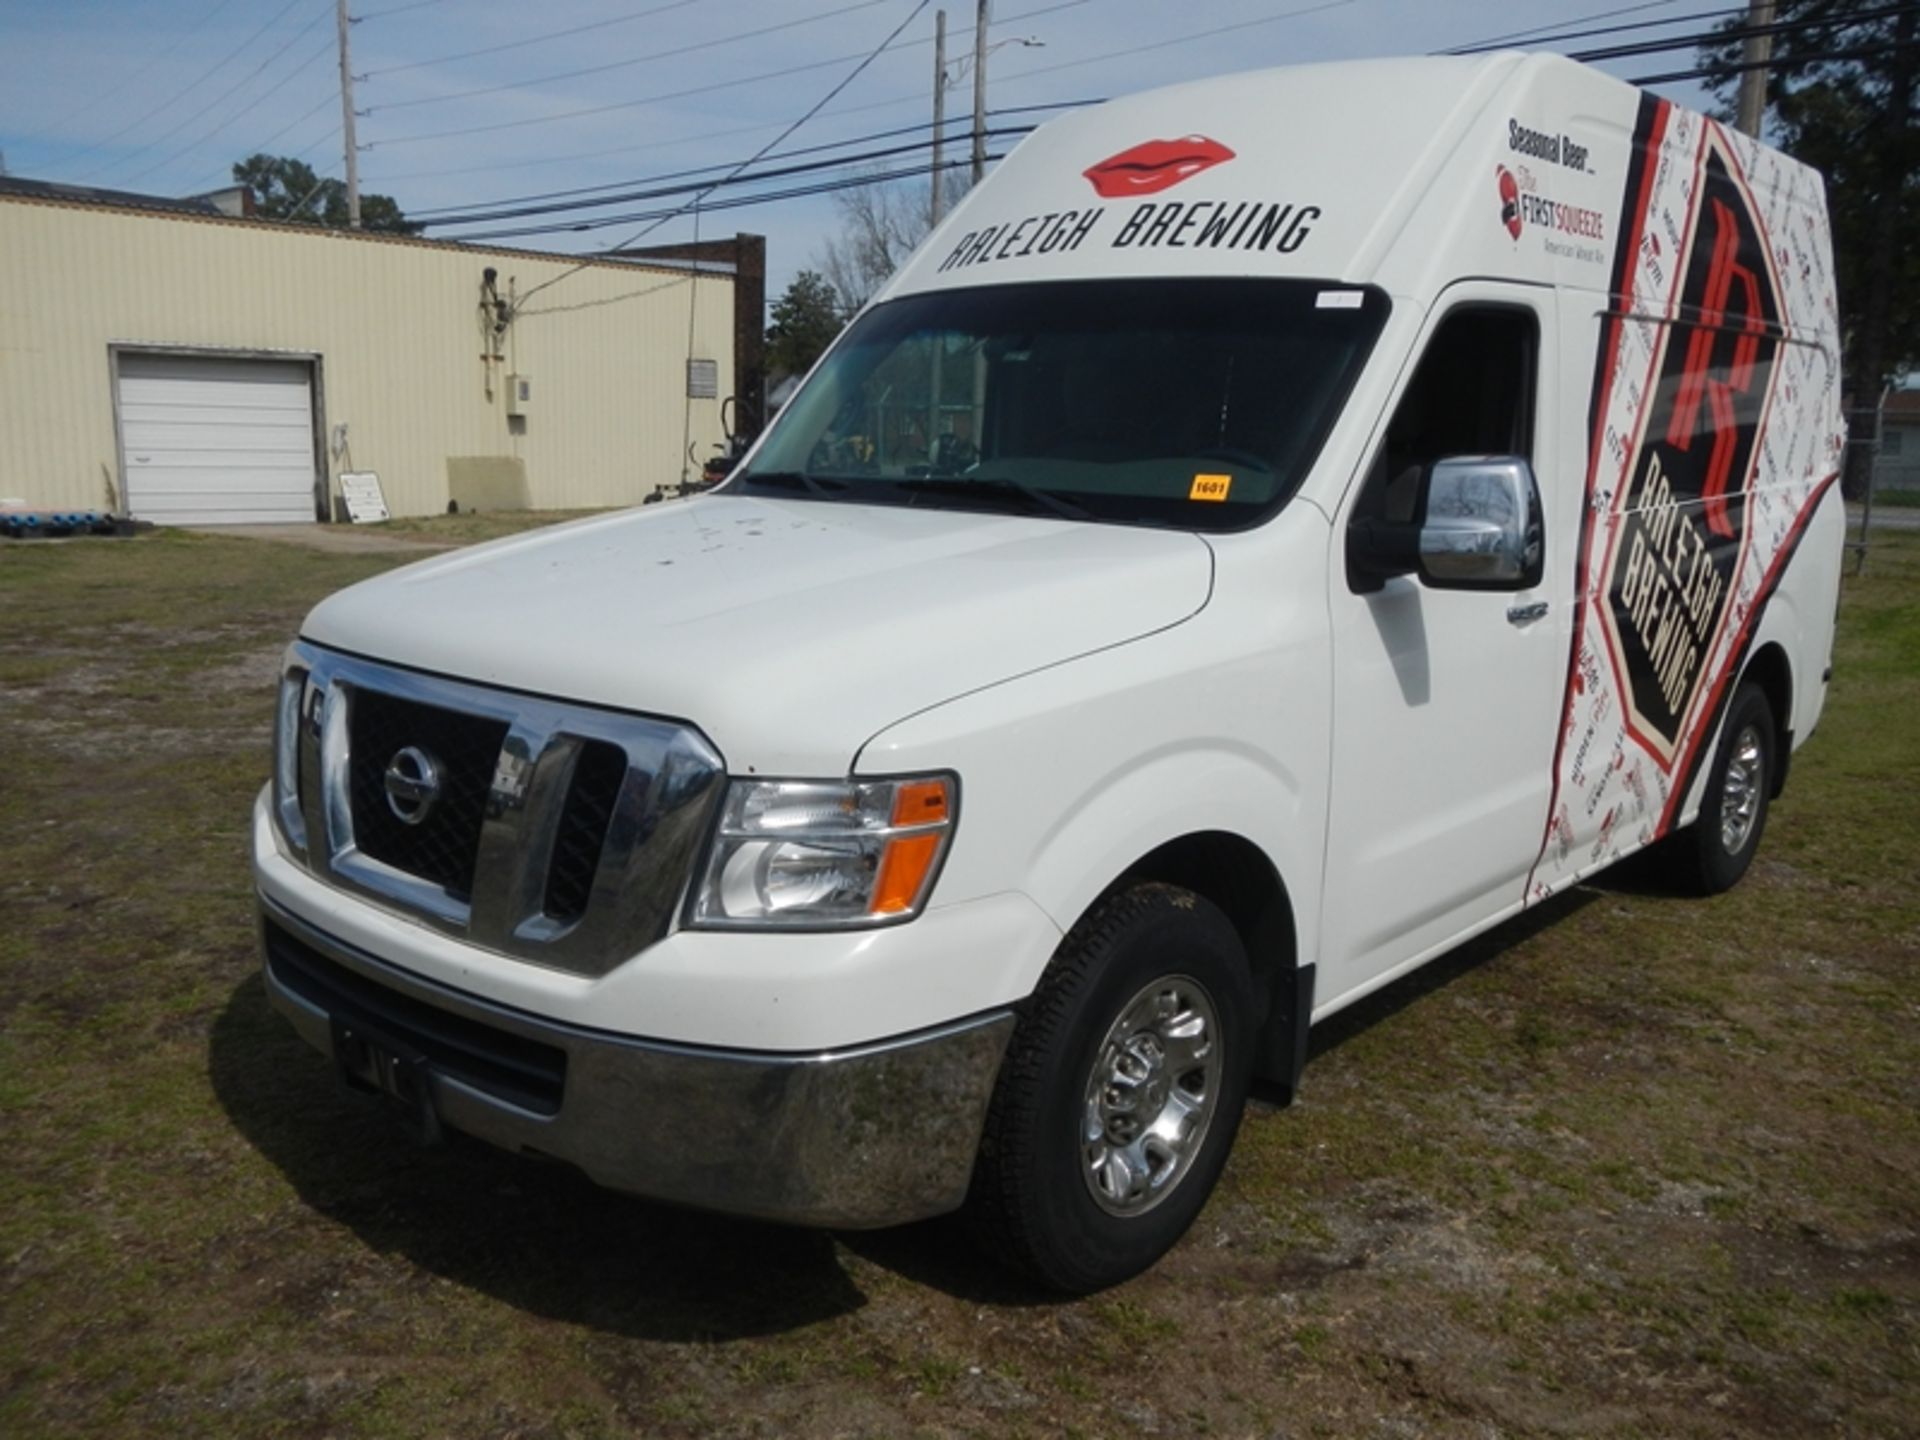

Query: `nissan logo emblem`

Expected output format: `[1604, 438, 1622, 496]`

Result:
[383, 745, 444, 826]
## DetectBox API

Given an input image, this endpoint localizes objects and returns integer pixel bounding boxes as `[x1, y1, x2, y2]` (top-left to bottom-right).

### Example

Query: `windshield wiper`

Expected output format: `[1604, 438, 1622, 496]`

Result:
[733, 470, 850, 499]
[889, 475, 1094, 522]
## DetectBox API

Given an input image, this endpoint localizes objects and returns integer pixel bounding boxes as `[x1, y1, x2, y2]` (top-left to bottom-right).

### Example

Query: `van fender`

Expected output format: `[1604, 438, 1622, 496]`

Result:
[1011, 743, 1318, 1093]
[1018, 742, 1310, 950]
[1669, 559, 1804, 831]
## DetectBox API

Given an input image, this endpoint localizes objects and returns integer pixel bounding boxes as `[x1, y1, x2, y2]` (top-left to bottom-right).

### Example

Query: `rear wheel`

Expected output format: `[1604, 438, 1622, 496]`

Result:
[1667, 681, 1776, 895]
[966, 883, 1254, 1293]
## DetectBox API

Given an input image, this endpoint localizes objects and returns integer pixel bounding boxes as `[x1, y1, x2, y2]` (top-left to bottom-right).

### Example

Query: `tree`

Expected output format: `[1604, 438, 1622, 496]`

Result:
[814, 167, 969, 314]
[765, 270, 845, 378]
[1697, 2, 1919, 495]
[231, 153, 421, 234]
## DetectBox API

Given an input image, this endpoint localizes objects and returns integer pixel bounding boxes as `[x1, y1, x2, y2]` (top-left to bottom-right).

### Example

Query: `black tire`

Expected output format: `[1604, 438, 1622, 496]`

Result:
[965, 882, 1255, 1294]
[1667, 681, 1776, 895]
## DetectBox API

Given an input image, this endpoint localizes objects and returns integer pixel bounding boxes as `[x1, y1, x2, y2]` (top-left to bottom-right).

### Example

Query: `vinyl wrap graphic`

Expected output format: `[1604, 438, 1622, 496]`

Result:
[1531, 96, 1843, 897]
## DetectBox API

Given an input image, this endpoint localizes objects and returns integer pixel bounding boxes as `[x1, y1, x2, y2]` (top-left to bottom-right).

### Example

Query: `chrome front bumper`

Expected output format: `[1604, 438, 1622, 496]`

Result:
[259, 899, 1016, 1228]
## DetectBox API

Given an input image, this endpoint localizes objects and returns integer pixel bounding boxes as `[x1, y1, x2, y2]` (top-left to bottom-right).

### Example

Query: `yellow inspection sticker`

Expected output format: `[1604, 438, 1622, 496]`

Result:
[1189, 473, 1233, 502]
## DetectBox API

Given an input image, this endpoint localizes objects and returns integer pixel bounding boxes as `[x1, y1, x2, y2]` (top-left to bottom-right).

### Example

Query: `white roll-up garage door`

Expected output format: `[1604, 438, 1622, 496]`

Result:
[118, 352, 318, 524]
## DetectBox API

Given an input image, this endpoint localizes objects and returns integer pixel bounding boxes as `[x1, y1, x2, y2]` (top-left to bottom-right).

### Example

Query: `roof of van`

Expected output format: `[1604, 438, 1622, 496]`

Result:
[882, 51, 1820, 309]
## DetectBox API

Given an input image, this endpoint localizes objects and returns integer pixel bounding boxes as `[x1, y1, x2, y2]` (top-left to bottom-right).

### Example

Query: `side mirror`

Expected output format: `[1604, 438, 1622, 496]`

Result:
[1348, 455, 1542, 593]
[1417, 456, 1543, 589]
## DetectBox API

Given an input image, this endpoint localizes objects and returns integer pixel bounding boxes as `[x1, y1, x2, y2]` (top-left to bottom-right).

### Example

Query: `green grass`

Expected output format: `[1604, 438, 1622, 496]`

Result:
[1, 521, 1916, 1438]
[375, 508, 612, 544]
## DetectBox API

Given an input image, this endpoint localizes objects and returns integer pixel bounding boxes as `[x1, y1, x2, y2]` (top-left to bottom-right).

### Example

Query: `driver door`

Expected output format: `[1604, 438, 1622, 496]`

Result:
[1317, 289, 1567, 1002]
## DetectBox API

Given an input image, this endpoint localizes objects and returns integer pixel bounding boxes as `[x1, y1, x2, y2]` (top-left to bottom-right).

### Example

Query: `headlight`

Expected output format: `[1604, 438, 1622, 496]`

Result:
[689, 774, 956, 929]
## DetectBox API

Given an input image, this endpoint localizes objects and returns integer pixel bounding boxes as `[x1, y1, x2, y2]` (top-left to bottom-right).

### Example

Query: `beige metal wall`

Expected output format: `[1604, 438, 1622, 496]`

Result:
[0, 196, 736, 518]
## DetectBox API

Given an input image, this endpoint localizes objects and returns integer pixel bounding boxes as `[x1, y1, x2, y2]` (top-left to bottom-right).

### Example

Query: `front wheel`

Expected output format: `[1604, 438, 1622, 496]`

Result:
[1666, 681, 1776, 895]
[965, 883, 1254, 1293]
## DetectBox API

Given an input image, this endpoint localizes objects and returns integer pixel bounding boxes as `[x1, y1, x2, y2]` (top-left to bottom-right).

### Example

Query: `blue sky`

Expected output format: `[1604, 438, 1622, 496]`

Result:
[0, 0, 1723, 304]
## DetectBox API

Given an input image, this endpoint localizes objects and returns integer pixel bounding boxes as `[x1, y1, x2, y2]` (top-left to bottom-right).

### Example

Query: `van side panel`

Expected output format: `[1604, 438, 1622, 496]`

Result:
[1527, 95, 1844, 898]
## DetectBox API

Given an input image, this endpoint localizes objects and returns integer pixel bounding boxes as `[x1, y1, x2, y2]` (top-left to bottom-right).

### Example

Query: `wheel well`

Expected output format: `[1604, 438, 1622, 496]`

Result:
[1109, 831, 1303, 1091]
[1742, 643, 1793, 795]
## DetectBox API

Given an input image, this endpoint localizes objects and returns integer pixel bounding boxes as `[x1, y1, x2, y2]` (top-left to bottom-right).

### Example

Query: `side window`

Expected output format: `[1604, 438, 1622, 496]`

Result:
[1354, 307, 1538, 526]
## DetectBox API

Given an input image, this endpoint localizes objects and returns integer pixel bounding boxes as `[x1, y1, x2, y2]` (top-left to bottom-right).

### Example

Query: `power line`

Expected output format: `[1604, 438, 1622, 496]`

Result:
[404, 114, 987, 216]
[984, 0, 1356, 88]
[1633, 36, 1920, 84]
[67, 0, 320, 177]
[1444, 1, 1692, 53]
[512, 0, 934, 309]
[460, 152, 993, 244]
[7, 0, 245, 155]
[358, 0, 1086, 181]
[1569, 1, 1920, 63]
[364, 0, 1088, 149]
[116, 31, 340, 189]
[357, 0, 453, 18]
[188, 81, 342, 192]
[361, 0, 703, 78]
[252, 83, 345, 155]
[77, 0, 327, 182]
[405, 102, 1091, 218]
[290, 124, 345, 167]
[367, 0, 892, 112]
[425, 126, 1035, 229]
[370, 50, 865, 149]
[516, 276, 691, 319]
[1446, 0, 1920, 66]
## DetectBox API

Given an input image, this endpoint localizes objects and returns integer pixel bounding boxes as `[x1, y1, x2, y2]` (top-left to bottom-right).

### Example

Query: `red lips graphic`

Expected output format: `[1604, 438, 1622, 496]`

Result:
[1084, 135, 1235, 198]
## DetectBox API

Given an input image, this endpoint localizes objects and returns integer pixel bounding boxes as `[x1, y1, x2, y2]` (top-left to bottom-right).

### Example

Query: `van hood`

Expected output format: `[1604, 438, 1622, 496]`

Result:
[300, 494, 1214, 775]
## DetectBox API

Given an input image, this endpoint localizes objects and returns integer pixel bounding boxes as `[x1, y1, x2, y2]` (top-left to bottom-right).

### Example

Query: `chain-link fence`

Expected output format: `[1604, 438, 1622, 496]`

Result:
[1846, 399, 1885, 575]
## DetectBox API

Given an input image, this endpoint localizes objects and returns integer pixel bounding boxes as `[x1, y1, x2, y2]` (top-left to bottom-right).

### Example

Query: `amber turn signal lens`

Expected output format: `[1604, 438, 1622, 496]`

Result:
[871, 778, 953, 915]
[872, 833, 944, 915]
[890, 778, 951, 826]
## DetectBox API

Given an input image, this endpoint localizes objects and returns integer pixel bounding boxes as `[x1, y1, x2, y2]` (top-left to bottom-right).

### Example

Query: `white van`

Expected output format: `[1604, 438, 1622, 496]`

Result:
[254, 53, 1846, 1293]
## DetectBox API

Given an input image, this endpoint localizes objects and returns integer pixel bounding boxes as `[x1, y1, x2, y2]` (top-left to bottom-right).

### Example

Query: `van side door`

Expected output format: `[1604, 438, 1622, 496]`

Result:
[1317, 287, 1568, 1004]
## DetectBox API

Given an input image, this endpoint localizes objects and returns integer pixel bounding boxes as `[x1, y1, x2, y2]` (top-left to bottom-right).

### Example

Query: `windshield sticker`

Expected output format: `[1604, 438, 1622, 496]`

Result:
[1084, 136, 1236, 198]
[1316, 290, 1366, 309]
[1189, 474, 1233, 502]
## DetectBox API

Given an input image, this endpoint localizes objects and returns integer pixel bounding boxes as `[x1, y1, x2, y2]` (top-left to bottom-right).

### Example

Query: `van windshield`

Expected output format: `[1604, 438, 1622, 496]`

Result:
[729, 278, 1389, 531]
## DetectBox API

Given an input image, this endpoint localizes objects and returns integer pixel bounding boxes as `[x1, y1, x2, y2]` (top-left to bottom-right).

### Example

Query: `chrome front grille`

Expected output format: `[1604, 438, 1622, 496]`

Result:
[274, 641, 725, 976]
[346, 687, 507, 899]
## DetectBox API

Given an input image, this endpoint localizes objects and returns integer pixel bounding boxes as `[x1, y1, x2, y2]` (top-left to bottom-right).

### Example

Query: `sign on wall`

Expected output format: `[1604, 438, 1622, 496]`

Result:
[339, 471, 390, 524]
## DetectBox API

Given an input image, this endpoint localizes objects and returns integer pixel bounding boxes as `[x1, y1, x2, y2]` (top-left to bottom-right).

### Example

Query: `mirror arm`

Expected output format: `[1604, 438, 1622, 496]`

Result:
[1347, 518, 1422, 592]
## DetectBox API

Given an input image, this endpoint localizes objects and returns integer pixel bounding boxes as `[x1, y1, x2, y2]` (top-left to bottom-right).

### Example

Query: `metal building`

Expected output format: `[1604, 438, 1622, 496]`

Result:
[0, 185, 743, 524]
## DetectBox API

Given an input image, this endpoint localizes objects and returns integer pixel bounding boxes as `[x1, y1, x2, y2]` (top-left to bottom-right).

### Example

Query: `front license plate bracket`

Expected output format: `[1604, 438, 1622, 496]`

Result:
[330, 1013, 444, 1146]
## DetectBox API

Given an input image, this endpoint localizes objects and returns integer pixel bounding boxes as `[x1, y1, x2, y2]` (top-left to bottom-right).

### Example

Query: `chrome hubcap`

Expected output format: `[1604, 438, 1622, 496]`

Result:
[1082, 976, 1222, 1217]
[1719, 724, 1765, 854]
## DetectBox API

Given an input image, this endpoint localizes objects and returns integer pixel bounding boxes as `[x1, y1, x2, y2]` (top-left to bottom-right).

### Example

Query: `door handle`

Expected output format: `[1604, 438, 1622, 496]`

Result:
[1507, 601, 1549, 626]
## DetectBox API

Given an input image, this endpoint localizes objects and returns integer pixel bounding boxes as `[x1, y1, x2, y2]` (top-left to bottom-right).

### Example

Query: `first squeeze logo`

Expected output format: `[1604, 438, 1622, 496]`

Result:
[1497, 166, 1522, 239]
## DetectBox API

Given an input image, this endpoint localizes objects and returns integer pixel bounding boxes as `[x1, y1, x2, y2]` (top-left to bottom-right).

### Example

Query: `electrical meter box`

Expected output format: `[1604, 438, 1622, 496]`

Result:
[506, 374, 533, 416]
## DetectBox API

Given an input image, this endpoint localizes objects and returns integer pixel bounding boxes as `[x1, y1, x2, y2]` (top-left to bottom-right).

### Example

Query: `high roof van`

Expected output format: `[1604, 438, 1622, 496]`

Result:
[255, 53, 1846, 1293]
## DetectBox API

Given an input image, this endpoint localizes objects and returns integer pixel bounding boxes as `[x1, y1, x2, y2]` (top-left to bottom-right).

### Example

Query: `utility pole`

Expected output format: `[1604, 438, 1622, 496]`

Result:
[971, 0, 990, 186]
[1735, 0, 1776, 138]
[931, 9, 946, 228]
[336, 0, 361, 228]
